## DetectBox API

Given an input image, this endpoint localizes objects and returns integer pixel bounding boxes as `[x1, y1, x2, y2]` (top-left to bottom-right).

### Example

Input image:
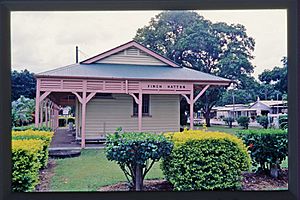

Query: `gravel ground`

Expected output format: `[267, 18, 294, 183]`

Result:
[98, 169, 288, 192]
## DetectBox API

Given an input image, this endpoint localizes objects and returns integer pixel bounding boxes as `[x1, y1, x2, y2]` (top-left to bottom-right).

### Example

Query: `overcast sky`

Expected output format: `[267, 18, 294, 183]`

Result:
[11, 10, 287, 79]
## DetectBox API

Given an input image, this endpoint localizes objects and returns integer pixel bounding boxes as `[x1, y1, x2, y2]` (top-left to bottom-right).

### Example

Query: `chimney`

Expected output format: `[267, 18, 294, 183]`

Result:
[75, 46, 79, 63]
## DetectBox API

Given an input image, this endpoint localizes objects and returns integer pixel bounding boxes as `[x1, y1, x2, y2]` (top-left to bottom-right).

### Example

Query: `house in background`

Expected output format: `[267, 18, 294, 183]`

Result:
[211, 104, 256, 119]
[211, 97, 287, 120]
[249, 98, 288, 115]
[34, 40, 231, 148]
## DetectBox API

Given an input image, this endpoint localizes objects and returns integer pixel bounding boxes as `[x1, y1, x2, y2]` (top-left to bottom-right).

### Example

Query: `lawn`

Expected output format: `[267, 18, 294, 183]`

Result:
[50, 149, 164, 191]
[195, 125, 261, 135]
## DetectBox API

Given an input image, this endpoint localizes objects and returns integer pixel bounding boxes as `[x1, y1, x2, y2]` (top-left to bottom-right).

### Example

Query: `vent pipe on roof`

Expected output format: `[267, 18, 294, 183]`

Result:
[76, 46, 79, 63]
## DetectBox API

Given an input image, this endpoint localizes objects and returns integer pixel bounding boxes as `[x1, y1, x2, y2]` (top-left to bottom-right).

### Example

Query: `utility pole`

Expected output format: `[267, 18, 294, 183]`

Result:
[232, 90, 235, 119]
[76, 46, 79, 63]
[277, 93, 279, 114]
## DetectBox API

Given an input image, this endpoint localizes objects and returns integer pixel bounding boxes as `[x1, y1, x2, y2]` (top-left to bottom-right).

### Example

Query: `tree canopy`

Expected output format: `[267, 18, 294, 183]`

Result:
[217, 56, 287, 106]
[11, 69, 36, 101]
[258, 57, 287, 99]
[134, 11, 255, 126]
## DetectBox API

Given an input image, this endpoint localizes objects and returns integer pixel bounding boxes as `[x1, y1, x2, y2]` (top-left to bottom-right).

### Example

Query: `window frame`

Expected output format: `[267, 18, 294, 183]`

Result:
[132, 94, 151, 117]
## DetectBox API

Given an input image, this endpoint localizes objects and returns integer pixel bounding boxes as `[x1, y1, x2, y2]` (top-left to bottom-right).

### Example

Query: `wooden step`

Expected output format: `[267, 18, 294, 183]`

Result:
[49, 149, 81, 159]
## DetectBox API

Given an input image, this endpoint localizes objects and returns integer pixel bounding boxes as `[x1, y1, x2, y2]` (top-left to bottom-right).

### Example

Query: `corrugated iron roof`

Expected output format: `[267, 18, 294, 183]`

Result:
[36, 63, 232, 83]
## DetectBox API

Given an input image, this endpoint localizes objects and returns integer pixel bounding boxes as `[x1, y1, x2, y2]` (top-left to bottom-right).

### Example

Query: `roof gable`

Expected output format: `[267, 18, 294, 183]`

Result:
[249, 101, 271, 110]
[81, 40, 180, 67]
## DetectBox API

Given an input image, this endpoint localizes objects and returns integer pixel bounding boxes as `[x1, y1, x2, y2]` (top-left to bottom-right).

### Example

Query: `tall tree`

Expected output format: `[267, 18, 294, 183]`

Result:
[258, 57, 287, 99]
[134, 11, 255, 126]
[11, 69, 36, 101]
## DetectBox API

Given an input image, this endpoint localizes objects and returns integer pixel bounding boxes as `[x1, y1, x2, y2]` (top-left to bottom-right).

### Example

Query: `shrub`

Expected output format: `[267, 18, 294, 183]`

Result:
[236, 129, 288, 176]
[32, 126, 53, 132]
[12, 139, 45, 192]
[162, 129, 251, 191]
[105, 132, 173, 191]
[13, 125, 53, 132]
[12, 125, 34, 131]
[237, 116, 250, 129]
[12, 130, 54, 168]
[223, 117, 234, 128]
[279, 114, 288, 130]
[257, 115, 269, 129]
[11, 96, 35, 127]
[250, 115, 256, 121]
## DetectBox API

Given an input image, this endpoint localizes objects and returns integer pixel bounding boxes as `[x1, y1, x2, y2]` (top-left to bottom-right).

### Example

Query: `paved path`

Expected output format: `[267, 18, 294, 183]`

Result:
[49, 128, 105, 150]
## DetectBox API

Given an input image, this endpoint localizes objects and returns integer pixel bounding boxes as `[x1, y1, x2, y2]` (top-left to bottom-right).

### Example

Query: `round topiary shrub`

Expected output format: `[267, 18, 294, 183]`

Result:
[162, 129, 251, 191]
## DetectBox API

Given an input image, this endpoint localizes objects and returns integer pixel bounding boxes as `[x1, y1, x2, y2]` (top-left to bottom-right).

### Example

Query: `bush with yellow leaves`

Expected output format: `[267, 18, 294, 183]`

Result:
[12, 139, 45, 192]
[12, 130, 54, 168]
[162, 129, 251, 191]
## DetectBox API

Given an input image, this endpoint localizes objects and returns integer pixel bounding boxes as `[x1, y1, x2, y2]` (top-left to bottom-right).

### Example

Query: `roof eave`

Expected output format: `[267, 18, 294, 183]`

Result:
[35, 74, 231, 85]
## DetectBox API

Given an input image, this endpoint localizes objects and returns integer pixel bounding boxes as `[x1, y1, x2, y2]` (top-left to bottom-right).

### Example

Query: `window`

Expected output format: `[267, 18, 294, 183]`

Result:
[133, 94, 150, 116]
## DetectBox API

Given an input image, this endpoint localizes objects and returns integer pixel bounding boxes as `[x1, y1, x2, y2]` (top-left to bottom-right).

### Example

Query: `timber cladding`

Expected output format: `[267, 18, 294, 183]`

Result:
[75, 93, 180, 138]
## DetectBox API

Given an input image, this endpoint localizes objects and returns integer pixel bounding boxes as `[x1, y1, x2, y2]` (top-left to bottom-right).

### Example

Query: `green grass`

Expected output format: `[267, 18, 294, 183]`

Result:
[194, 125, 262, 135]
[50, 149, 164, 191]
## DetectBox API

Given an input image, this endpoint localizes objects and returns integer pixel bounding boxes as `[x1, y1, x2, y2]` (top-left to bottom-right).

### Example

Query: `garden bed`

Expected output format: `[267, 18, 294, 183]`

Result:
[34, 159, 57, 192]
[98, 169, 288, 191]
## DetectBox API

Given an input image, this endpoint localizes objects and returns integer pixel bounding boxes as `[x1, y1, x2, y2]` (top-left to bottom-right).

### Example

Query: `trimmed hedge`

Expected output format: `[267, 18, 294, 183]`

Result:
[12, 139, 45, 192]
[12, 125, 52, 132]
[12, 130, 54, 168]
[162, 129, 251, 191]
[235, 129, 288, 173]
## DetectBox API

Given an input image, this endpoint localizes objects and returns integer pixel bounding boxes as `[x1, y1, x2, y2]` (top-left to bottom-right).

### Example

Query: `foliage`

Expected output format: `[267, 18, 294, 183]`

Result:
[12, 139, 45, 192]
[32, 126, 53, 132]
[162, 129, 251, 191]
[259, 57, 287, 97]
[218, 89, 256, 106]
[12, 124, 34, 131]
[134, 11, 255, 126]
[12, 96, 35, 127]
[12, 130, 53, 143]
[217, 57, 287, 106]
[279, 114, 288, 130]
[223, 117, 235, 128]
[12, 130, 54, 168]
[237, 116, 250, 129]
[257, 115, 269, 129]
[236, 129, 288, 175]
[105, 132, 173, 191]
[11, 69, 36, 101]
[12, 125, 53, 132]
[50, 150, 164, 191]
